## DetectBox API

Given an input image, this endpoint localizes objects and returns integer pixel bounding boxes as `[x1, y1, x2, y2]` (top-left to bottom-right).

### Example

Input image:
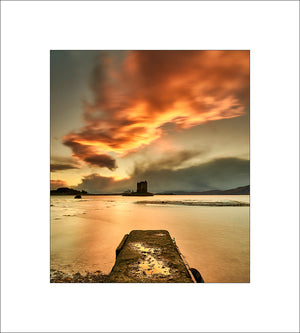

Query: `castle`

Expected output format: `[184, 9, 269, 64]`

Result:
[122, 180, 153, 196]
[137, 180, 147, 193]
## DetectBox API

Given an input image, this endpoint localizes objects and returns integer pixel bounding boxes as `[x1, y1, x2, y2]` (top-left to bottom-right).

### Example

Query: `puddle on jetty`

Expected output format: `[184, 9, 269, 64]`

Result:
[131, 243, 170, 276]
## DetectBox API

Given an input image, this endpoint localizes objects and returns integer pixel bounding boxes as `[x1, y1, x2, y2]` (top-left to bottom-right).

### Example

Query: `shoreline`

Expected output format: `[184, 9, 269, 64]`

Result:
[135, 200, 250, 207]
[50, 269, 108, 283]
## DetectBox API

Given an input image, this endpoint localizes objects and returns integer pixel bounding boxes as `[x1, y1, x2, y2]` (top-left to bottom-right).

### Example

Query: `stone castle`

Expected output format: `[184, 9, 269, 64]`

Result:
[137, 181, 147, 193]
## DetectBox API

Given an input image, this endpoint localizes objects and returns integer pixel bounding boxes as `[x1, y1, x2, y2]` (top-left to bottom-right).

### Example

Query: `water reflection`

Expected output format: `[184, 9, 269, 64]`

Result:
[50, 195, 249, 282]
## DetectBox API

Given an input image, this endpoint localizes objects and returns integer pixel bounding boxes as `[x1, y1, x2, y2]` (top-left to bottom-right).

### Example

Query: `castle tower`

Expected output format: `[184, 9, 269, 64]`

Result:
[137, 180, 147, 193]
[137, 182, 141, 193]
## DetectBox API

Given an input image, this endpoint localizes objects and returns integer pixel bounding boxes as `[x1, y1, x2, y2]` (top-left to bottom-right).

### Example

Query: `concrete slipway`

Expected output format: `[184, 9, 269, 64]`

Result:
[107, 230, 204, 283]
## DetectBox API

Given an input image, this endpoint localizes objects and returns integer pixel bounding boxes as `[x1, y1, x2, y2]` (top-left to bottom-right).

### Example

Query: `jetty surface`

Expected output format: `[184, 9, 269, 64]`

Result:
[107, 230, 196, 283]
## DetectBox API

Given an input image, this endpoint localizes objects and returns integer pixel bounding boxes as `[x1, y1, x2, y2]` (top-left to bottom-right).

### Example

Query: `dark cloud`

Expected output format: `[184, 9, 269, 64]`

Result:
[63, 138, 117, 170]
[75, 174, 119, 193]
[75, 157, 249, 193]
[131, 157, 250, 193]
[50, 163, 79, 172]
[63, 51, 250, 162]
[84, 154, 117, 170]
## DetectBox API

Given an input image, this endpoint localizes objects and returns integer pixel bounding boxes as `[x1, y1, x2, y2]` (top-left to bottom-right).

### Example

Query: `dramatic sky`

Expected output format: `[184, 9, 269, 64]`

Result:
[51, 50, 250, 193]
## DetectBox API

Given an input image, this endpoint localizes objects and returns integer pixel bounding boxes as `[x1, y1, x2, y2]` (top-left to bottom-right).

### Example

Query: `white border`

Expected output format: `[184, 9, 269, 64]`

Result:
[1, 1, 299, 332]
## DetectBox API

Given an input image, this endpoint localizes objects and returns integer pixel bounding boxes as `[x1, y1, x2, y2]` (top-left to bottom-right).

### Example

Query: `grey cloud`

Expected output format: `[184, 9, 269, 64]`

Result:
[132, 150, 205, 173]
[132, 158, 250, 193]
[50, 163, 79, 172]
[75, 173, 122, 193]
[75, 157, 249, 194]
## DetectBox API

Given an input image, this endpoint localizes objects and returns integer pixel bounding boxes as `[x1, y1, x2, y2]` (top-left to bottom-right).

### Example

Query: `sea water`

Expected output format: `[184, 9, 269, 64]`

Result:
[50, 195, 250, 283]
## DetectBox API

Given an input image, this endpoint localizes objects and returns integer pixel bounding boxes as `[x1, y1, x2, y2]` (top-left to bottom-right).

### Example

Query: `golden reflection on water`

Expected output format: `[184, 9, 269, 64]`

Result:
[50, 195, 250, 282]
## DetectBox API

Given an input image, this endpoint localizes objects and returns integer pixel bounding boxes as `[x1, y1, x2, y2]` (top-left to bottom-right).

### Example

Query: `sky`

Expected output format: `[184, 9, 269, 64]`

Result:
[51, 50, 250, 193]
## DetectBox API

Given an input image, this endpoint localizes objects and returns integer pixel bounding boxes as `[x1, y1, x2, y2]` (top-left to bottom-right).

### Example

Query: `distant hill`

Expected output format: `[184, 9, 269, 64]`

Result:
[157, 185, 250, 195]
[50, 187, 88, 195]
[51, 185, 250, 196]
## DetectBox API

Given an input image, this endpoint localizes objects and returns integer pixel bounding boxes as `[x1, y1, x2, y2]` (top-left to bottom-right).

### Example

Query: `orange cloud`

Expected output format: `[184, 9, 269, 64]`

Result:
[50, 179, 67, 190]
[64, 51, 249, 168]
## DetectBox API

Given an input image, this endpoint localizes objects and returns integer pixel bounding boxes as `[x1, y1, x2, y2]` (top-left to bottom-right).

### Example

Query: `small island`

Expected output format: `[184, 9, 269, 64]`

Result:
[122, 181, 154, 196]
[50, 187, 88, 196]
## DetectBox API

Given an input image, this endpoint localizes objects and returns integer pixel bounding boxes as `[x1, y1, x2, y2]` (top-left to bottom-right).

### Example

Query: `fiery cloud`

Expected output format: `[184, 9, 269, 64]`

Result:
[64, 51, 249, 168]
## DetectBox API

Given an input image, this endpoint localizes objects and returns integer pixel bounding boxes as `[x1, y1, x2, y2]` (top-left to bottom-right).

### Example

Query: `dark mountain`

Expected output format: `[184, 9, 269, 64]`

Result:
[157, 185, 250, 195]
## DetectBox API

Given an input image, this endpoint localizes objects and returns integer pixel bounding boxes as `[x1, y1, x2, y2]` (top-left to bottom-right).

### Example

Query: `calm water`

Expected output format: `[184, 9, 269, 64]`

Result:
[50, 195, 250, 283]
